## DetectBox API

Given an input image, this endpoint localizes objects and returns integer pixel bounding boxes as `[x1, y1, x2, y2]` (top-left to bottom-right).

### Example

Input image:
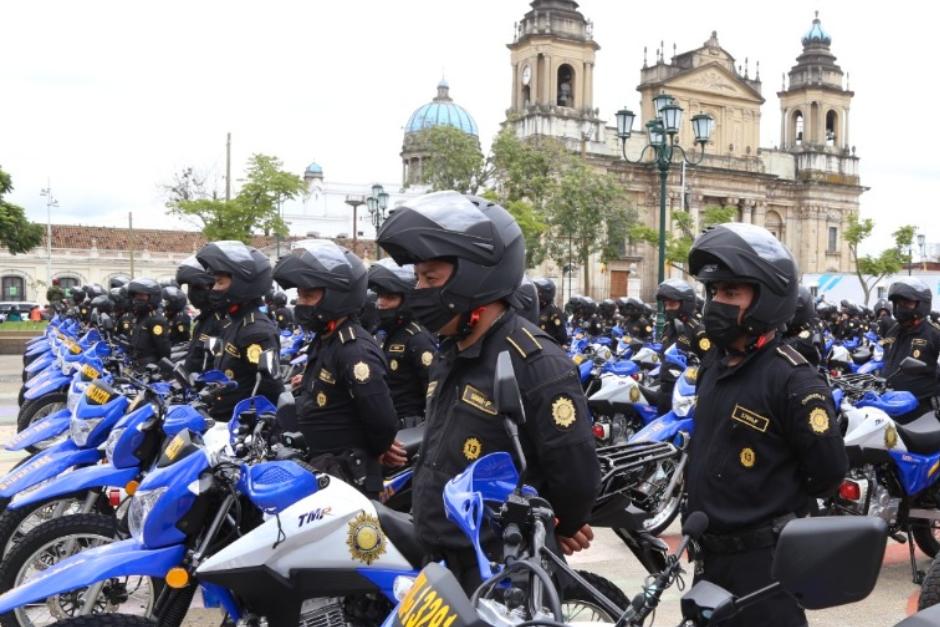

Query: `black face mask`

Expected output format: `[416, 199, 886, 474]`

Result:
[208, 289, 230, 313]
[409, 287, 457, 333]
[703, 300, 746, 351]
[294, 304, 329, 333]
[664, 309, 680, 322]
[188, 287, 212, 312]
[376, 307, 403, 332]
[132, 301, 151, 316]
[894, 305, 918, 325]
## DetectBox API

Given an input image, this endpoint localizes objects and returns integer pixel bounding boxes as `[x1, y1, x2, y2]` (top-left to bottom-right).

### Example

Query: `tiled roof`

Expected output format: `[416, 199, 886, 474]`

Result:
[37, 224, 376, 260]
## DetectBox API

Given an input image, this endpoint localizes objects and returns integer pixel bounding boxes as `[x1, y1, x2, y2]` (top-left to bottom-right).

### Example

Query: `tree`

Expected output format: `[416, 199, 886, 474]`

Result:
[845, 213, 915, 305]
[162, 167, 210, 205]
[0, 167, 44, 254]
[416, 126, 485, 194]
[543, 161, 632, 295]
[629, 205, 736, 275]
[166, 154, 302, 243]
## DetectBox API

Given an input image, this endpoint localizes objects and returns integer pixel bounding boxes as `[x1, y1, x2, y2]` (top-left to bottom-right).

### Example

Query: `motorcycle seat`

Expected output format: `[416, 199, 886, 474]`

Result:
[638, 384, 660, 405]
[397, 425, 425, 460]
[897, 412, 940, 455]
[587, 399, 636, 416]
[373, 501, 423, 569]
[851, 348, 871, 365]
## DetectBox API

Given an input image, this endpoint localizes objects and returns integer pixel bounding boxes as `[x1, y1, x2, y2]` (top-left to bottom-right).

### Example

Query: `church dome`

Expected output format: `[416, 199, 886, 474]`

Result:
[404, 80, 478, 136]
[305, 162, 323, 175]
[802, 12, 831, 46]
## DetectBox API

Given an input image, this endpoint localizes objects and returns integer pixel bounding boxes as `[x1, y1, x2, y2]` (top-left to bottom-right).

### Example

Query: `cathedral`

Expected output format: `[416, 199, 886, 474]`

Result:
[403, 0, 865, 302]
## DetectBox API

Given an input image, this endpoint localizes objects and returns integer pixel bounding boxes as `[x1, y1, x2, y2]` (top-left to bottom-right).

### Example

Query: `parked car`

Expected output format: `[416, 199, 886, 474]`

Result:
[0, 302, 40, 323]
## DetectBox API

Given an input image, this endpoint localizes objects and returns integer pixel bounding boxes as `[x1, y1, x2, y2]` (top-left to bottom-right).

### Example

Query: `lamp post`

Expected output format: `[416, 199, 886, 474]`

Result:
[366, 183, 389, 258]
[918, 233, 927, 271]
[39, 185, 58, 285]
[615, 93, 715, 339]
[344, 195, 365, 244]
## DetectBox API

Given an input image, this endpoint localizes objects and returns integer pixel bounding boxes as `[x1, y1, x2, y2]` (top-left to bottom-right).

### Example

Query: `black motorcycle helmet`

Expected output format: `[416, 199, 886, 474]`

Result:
[873, 298, 891, 318]
[533, 278, 557, 309]
[90, 294, 114, 314]
[176, 255, 215, 312]
[273, 240, 367, 330]
[272, 291, 288, 308]
[580, 297, 598, 319]
[656, 279, 697, 319]
[513, 276, 540, 325]
[69, 286, 85, 305]
[368, 257, 417, 326]
[196, 241, 272, 308]
[598, 298, 617, 319]
[159, 278, 180, 289]
[618, 297, 643, 318]
[689, 223, 798, 337]
[109, 287, 129, 313]
[566, 295, 586, 317]
[85, 284, 106, 300]
[109, 276, 129, 290]
[162, 286, 188, 314]
[888, 277, 931, 323]
[789, 286, 816, 330]
[815, 300, 836, 320]
[127, 278, 162, 315]
[377, 191, 525, 335]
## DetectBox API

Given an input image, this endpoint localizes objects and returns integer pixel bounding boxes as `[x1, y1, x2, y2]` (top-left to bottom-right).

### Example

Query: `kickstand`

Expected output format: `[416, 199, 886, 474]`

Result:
[908, 528, 925, 585]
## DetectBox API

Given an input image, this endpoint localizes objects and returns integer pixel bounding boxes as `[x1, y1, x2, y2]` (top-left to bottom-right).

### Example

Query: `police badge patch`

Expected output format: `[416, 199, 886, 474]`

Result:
[463, 437, 482, 460]
[551, 395, 577, 430]
[353, 362, 370, 383]
[809, 407, 830, 434]
[739, 447, 756, 468]
[152, 324, 163, 336]
[346, 512, 386, 565]
[246, 344, 262, 365]
[421, 351, 434, 367]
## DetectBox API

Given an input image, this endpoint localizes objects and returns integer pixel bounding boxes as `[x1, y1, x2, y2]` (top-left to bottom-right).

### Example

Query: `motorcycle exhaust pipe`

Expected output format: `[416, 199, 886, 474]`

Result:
[907, 508, 940, 522]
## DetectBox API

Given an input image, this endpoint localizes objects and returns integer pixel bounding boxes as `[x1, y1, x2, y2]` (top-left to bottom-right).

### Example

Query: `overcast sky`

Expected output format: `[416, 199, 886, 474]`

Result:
[2, 1, 936, 254]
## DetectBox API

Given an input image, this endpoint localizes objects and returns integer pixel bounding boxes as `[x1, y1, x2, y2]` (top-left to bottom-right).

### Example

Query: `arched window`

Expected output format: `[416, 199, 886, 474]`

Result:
[826, 110, 838, 146]
[765, 210, 784, 241]
[1, 276, 25, 302]
[556, 64, 575, 107]
[793, 110, 804, 145]
[55, 275, 80, 291]
[522, 85, 531, 106]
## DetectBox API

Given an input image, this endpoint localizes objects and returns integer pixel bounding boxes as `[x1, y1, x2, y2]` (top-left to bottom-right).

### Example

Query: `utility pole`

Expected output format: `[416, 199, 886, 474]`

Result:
[225, 132, 232, 201]
[128, 212, 135, 278]
[39, 183, 58, 285]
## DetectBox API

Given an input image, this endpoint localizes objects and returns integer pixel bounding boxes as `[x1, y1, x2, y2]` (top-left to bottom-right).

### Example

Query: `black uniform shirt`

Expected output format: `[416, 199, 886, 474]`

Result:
[184, 312, 224, 375]
[538, 303, 569, 346]
[273, 306, 294, 331]
[413, 311, 600, 550]
[210, 305, 283, 422]
[296, 319, 398, 457]
[118, 312, 135, 338]
[168, 310, 192, 344]
[662, 316, 710, 360]
[883, 320, 940, 400]
[380, 320, 436, 421]
[686, 339, 848, 534]
[624, 316, 654, 342]
[129, 312, 171, 367]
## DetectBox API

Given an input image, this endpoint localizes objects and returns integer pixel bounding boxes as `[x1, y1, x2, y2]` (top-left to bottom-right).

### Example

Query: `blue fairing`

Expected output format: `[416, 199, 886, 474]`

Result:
[10, 463, 139, 510]
[383, 468, 413, 498]
[857, 359, 884, 375]
[629, 410, 695, 444]
[595, 337, 612, 347]
[238, 461, 318, 513]
[832, 388, 844, 408]
[25, 340, 49, 355]
[200, 582, 241, 619]
[163, 404, 210, 439]
[72, 392, 131, 448]
[889, 450, 940, 496]
[136, 449, 209, 548]
[601, 360, 639, 377]
[290, 353, 307, 367]
[24, 374, 70, 401]
[844, 337, 860, 350]
[227, 396, 277, 442]
[25, 353, 55, 375]
[0, 538, 185, 615]
[5, 408, 70, 451]
[358, 568, 421, 602]
[857, 390, 918, 418]
[109, 404, 158, 468]
[196, 370, 231, 384]
[0, 439, 102, 498]
[578, 360, 593, 384]
[636, 403, 660, 426]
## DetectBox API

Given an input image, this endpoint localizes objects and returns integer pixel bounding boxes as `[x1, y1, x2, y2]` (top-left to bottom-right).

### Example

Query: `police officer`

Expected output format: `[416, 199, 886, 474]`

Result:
[783, 286, 823, 366]
[127, 278, 172, 367]
[367, 257, 437, 428]
[274, 242, 400, 495]
[176, 255, 224, 375]
[111, 287, 134, 338]
[377, 191, 600, 589]
[271, 291, 293, 330]
[196, 241, 284, 422]
[685, 223, 848, 627]
[883, 277, 940, 423]
[534, 278, 568, 346]
[162, 286, 191, 345]
[656, 278, 709, 414]
[873, 298, 894, 337]
[618, 297, 653, 342]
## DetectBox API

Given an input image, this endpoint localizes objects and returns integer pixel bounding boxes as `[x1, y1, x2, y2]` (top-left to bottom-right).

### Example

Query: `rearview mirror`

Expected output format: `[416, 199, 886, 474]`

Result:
[772, 516, 886, 609]
[901, 356, 930, 375]
[494, 351, 525, 425]
[258, 349, 277, 377]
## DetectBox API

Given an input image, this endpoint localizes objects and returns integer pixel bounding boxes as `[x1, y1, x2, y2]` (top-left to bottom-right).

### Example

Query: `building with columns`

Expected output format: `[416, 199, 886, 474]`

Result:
[505, 1, 865, 301]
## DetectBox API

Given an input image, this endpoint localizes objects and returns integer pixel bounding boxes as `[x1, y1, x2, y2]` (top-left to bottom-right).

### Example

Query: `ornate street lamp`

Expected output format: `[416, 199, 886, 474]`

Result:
[367, 184, 390, 258]
[615, 92, 715, 338]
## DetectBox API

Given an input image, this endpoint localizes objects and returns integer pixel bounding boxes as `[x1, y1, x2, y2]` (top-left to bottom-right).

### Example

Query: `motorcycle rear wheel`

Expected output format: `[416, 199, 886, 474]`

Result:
[913, 522, 940, 558]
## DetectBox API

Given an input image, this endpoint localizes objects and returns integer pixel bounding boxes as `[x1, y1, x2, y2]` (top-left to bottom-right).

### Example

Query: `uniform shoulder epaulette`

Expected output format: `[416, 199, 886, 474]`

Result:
[929, 321, 940, 333]
[405, 321, 422, 336]
[776, 344, 808, 367]
[338, 325, 358, 344]
[506, 324, 546, 359]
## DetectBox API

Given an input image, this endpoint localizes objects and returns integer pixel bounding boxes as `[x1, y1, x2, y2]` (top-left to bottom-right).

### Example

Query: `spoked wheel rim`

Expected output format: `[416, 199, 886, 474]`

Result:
[13, 532, 156, 626]
[28, 402, 66, 424]
[639, 459, 682, 532]
[4, 498, 87, 557]
[562, 600, 615, 623]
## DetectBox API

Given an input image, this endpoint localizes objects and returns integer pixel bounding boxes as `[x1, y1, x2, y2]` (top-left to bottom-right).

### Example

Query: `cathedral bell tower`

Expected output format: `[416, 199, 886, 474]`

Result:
[506, 0, 602, 146]
[778, 12, 859, 184]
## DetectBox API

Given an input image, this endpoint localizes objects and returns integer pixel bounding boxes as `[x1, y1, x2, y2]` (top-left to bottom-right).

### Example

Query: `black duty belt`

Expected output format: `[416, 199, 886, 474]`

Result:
[699, 513, 796, 554]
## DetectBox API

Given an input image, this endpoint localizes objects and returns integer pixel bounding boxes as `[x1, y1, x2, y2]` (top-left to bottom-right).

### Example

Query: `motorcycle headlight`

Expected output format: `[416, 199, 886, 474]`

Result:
[128, 486, 169, 541]
[69, 416, 103, 447]
[104, 427, 125, 464]
[67, 383, 87, 411]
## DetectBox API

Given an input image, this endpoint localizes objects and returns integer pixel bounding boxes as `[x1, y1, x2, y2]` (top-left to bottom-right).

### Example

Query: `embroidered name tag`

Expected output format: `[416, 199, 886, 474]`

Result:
[731, 404, 770, 433]
[318, 369, 336, 384]
[388, 344, 406, 353]
[224, 343, 241, 358]
[913, 338, 928, 347]
[461, 385, 497, 415]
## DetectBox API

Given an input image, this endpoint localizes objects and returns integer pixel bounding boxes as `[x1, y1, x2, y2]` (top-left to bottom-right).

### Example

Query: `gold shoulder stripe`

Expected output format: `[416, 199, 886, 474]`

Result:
[506, 336, 527, 358]
[521, 327, 543, 351]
